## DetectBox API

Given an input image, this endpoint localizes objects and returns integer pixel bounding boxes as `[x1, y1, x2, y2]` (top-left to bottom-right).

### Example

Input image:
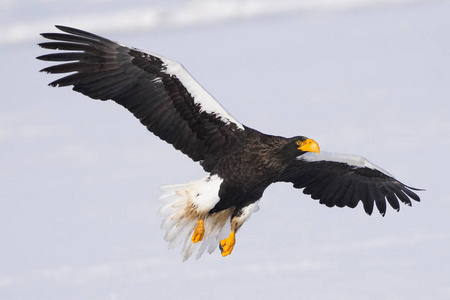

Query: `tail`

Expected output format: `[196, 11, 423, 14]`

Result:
[157, 177, 232, 261]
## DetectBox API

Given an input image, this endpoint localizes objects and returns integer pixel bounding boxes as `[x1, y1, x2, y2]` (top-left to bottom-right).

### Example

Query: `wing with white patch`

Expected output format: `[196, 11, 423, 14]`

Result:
[277, 151, 422, 216]
[37, 25, 244, 171]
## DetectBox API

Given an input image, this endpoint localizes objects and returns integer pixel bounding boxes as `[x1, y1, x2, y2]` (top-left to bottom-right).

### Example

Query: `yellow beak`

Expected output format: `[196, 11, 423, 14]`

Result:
[298, 138, 320, 154]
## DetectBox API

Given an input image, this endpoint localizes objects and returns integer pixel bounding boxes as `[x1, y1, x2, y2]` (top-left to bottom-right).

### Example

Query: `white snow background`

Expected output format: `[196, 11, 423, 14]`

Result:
[1, 0, 449, 299]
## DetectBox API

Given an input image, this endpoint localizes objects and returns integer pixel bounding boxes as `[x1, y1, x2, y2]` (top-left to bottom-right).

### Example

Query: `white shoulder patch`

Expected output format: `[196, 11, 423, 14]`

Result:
[143, 50, 244, 130]
[299, 151, 392, 177]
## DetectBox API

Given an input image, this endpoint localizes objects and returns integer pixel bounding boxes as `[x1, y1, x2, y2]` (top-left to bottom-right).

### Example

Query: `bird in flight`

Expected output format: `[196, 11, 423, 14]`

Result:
[38, 26, 421, 260]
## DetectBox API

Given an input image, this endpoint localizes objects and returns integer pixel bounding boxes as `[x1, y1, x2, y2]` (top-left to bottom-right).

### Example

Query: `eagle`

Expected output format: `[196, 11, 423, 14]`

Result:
[37, 25, 421, 260]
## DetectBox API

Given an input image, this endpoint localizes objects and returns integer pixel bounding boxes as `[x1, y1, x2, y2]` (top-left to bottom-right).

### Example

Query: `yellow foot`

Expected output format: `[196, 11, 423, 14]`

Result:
[191, 220, 205, 243]
[219, 231, 235, 257]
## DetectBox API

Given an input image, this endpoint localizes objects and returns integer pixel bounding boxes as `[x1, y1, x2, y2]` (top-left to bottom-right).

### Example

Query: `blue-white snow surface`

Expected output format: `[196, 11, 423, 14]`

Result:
[1, 1, 449, 299]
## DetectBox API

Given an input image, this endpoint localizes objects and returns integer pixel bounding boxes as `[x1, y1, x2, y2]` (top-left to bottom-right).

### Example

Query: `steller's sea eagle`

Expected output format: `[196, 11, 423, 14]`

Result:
[37, 26, 422, 260]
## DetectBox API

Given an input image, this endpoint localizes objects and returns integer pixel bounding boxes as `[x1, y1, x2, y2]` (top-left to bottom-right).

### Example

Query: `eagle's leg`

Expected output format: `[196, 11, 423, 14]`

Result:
[219, 230, 235, 257]
[219, 202, 259, 257]
[191, 219, 205, 243]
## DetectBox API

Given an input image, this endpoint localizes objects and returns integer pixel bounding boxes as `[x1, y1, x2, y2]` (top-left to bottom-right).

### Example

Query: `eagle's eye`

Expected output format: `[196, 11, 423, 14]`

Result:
[295, 140, 302, 146]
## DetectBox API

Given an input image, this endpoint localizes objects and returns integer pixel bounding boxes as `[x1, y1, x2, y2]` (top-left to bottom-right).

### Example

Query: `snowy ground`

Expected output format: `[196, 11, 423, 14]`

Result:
[1, 1, 449, 299]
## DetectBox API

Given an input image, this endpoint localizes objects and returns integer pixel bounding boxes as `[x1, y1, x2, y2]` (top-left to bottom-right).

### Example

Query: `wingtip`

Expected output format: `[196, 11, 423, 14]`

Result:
[54, 24, 70, 32]
[404, 184, 425, 192]
[36, 54, 47, 61]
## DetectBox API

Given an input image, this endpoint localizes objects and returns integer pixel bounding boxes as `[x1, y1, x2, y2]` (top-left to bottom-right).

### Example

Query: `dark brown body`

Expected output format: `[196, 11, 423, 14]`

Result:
[210, 128, 303, 214]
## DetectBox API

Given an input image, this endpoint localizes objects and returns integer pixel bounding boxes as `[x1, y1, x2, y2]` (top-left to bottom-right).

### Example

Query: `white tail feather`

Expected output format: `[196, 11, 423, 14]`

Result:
[158, 176, 233, 261]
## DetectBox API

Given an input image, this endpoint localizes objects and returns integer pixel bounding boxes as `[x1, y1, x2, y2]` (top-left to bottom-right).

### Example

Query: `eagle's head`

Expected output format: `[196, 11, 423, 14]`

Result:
[285, 136, 320, 158]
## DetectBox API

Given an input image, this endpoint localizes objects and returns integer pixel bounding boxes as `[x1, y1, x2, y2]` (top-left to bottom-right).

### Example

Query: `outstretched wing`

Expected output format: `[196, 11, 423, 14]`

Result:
[37, 25, 244, 172]
[277, 151, 421, 216]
